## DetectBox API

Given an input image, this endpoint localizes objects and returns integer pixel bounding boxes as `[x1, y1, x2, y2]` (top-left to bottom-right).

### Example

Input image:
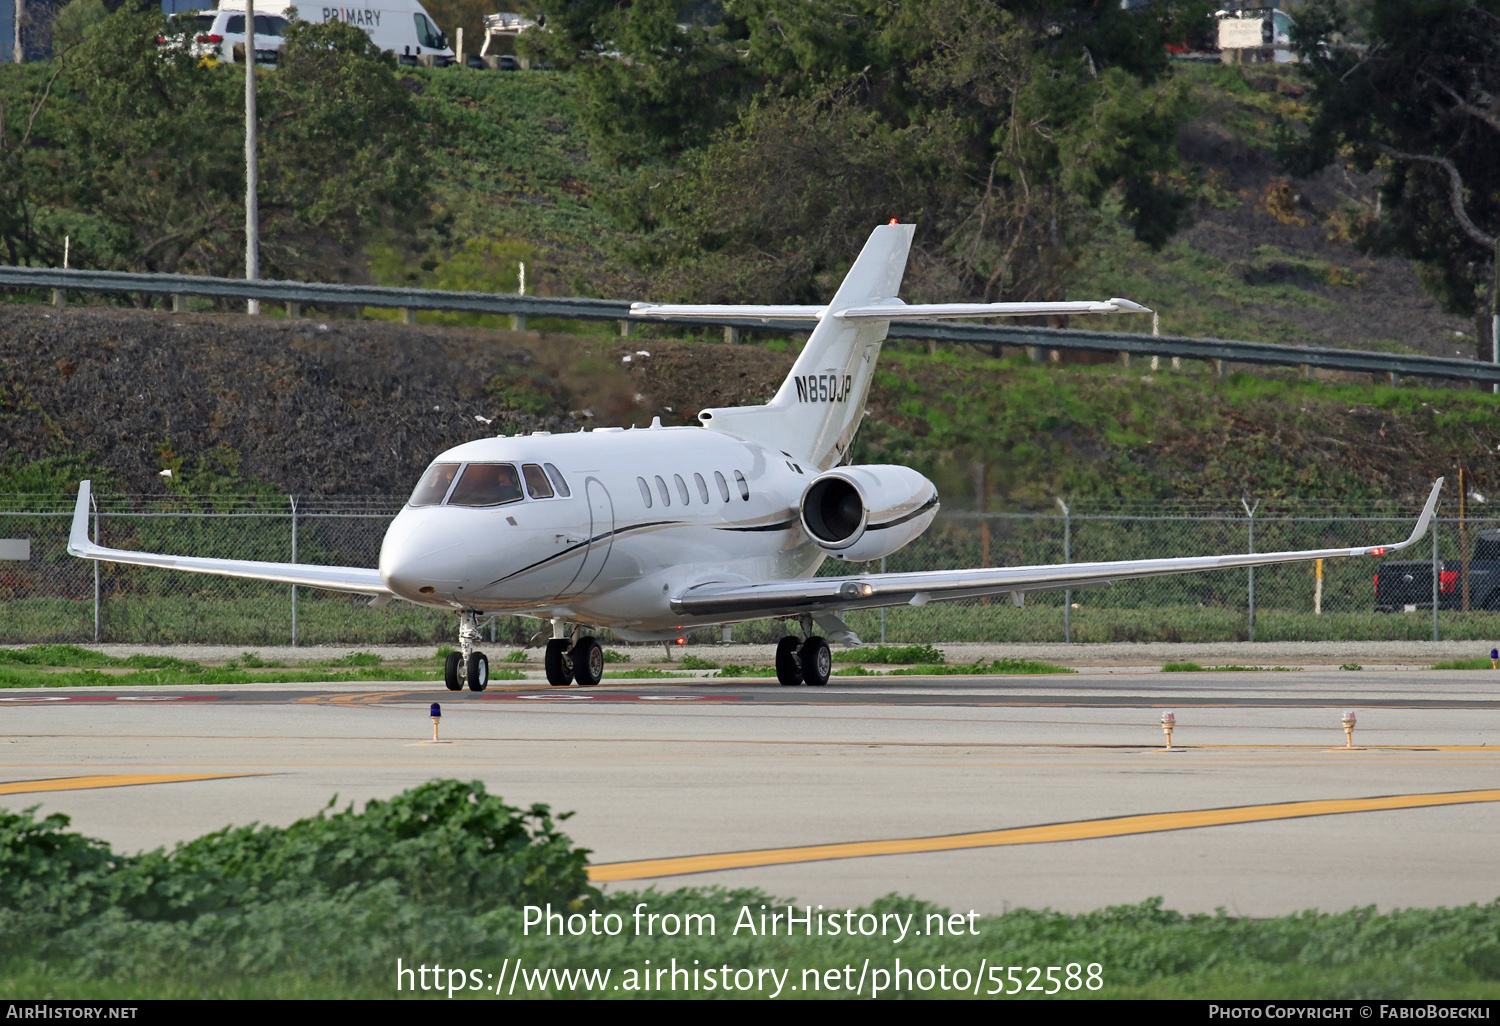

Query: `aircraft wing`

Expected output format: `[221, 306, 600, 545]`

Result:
[67, 481, 392, 599]
[672, 480, 1442, 621]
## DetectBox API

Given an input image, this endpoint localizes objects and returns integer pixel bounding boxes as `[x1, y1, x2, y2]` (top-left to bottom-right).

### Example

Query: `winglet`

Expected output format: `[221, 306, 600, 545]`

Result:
[1369, 478, 1443, 556]
[68, 481, 95, 558]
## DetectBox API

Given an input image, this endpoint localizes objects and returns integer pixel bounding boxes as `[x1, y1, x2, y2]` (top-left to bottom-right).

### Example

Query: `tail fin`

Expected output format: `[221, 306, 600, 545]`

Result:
[697, 223, 915, 470]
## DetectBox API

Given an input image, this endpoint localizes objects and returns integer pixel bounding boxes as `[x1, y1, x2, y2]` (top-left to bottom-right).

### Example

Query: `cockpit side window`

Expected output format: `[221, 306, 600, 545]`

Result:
[448, 463, 524, 507]
[522, 464, 554, 499]
[409, 462, 459, 507]
[544, 463, 571, 498]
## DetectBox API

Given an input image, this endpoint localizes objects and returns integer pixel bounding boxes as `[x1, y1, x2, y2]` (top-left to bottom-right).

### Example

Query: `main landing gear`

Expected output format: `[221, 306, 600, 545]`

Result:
[543, 629, 605, 687]
[775, 630, 831, 687]
[444, 610, 491, 692]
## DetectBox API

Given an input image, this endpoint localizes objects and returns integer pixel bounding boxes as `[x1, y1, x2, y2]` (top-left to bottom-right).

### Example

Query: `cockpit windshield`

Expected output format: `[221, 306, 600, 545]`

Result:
[448, 463, 524, 507]
[409, 463, 459, 507]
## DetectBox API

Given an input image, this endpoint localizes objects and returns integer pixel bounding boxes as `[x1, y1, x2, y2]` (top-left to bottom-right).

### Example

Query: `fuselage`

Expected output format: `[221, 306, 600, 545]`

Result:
[378, 424, 832, 639]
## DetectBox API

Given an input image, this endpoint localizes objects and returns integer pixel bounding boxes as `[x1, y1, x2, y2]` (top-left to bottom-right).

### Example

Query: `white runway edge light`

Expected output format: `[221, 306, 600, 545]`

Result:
[1341, 709, 1357, 750]
[1160, 710, 1176, 751]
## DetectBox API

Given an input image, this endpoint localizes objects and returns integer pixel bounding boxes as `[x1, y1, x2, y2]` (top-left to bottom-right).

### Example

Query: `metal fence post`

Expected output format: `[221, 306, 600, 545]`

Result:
[91, 493, 100, 643]
[290, 495, 298, 647]
[1242, 498, 1259, 642]
[1057, 498, 1071, 643]
[879, 556, 887, 644]
[1432, 515, 1440, 642]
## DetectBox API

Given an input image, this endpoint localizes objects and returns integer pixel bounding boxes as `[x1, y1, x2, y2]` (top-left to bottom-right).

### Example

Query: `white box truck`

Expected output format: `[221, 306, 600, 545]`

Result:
[188, 0, 454, 65]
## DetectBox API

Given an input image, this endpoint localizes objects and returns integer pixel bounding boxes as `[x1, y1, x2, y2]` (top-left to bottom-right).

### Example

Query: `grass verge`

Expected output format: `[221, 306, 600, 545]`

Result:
[1161, 663, 1299, 672]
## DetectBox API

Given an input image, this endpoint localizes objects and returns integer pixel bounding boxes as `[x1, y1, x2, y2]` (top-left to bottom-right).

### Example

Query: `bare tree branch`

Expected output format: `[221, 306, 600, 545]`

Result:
[1425, 75, 1500, 136]
[1373, 143, 1497, 248]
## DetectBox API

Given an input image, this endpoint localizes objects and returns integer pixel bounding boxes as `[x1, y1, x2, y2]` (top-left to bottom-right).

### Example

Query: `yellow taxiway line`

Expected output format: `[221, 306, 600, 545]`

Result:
[0, 772, 259, 796]
[588, 787, 1500, 882]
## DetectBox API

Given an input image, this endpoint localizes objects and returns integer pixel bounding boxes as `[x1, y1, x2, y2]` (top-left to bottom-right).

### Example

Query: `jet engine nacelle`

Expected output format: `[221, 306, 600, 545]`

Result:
[799, 465, 940, 562]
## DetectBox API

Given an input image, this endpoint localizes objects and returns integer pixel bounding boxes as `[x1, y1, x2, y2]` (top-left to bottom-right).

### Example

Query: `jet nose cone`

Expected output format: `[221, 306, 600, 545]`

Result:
[380, 512, 470, 601]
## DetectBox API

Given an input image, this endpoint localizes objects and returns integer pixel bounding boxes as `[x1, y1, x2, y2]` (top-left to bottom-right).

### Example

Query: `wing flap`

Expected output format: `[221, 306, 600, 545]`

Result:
[672, 480, 1443, 620]
[68, 481, 391, 598]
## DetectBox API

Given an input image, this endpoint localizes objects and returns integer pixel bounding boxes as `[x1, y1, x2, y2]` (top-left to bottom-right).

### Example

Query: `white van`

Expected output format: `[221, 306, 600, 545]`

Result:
[189, 0, 455, 65]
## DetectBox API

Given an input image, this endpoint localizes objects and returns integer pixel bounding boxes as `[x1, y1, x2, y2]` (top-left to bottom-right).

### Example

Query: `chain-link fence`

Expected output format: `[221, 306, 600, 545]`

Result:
[4, 493, 1498, 646]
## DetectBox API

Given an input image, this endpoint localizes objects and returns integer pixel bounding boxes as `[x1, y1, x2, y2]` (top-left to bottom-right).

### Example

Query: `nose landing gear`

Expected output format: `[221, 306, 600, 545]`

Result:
[444, 610, 491, 692]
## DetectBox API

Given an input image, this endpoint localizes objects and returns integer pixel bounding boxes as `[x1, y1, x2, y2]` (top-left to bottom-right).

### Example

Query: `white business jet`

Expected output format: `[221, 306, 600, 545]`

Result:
[68, 223, 1442, 691]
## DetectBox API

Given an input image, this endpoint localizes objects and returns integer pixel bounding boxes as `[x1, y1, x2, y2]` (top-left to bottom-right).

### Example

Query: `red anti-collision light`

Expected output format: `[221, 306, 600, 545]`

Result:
[888, 218, 899, 225]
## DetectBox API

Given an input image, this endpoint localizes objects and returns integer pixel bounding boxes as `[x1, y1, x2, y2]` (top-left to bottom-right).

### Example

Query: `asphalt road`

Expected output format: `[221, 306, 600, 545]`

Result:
[4, 669, 1500, 917]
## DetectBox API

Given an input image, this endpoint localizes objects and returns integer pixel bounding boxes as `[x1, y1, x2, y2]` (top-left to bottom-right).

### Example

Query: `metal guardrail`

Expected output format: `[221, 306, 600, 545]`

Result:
[3, 265, 1499, 385]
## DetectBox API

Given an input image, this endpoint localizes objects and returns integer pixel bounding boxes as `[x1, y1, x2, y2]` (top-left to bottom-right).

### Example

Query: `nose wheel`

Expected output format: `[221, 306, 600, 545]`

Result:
[450, 611, 490, 692]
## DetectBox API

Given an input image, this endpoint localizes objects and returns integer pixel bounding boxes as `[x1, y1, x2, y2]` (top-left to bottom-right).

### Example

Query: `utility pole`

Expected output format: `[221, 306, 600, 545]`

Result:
[13, 0, 22, 63]
[1493, 240, 1498, 394]
[245, 0, 260, 315]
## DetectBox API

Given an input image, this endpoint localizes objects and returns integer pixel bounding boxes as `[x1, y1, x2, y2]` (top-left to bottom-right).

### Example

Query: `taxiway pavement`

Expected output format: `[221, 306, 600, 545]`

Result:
[4, 669, 1499, 917]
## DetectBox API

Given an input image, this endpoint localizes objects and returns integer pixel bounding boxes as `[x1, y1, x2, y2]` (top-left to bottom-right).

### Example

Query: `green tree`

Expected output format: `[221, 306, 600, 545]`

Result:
[0, 62, 73, 267]
[600, 0, 1197, 304]
[1290, 0, 1500, 360]
[521, 0, 756, 162]
[25, 9, 431, 280]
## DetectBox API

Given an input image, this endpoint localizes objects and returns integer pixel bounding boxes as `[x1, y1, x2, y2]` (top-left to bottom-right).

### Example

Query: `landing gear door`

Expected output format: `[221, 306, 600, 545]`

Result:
[561, 477, 614, 597]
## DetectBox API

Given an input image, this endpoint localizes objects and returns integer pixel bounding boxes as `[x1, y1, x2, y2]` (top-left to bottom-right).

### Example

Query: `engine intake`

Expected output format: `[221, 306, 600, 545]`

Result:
[798, 465, 939, 562]
[802, 476, 865, 546]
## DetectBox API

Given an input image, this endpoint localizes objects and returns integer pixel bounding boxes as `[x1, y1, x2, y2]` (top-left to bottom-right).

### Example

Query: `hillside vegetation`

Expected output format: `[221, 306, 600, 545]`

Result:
[2, 303, 1494, 506]
[1, 14, 1496, 504]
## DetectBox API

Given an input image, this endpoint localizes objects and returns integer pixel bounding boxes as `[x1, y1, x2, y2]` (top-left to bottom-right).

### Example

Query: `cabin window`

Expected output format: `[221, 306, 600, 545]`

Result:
[409, 463, 459, 507]
[714, 471, 730, 502]
[694, 473, 710, 504]
[448, 463, 524, 507]
[674, 474, 690, 505]
[637, 477, 652, 508]
[655, 475, 671, 507]
[544, 463, 571, 497]
[522, 464, 554, 499]
[734, 470, 750, 500]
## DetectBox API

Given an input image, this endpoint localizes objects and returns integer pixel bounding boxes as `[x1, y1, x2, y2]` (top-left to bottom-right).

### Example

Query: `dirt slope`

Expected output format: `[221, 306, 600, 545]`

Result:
[0, 305, 791, 495]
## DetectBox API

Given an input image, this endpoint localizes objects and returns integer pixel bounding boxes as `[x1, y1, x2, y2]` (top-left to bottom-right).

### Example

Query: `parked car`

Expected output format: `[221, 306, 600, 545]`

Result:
[189, 0, 455, 65]
[1374, 528, 1500, 611]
